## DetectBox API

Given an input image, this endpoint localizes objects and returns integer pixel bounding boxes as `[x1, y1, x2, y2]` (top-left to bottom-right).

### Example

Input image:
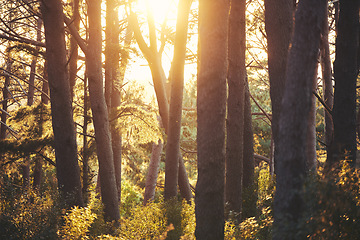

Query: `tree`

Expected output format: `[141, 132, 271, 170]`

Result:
[105, 0, 122, 202]
[164, 0, 193, 200]
[264, 0, 294, 173]
[87, 0, 120, 221]
[273, 0, 326, 238]
[129, 5, 193, 201]
[195, 0, 229, 239]
[225, 0, 246, 222]
[69, 0, 80, 99]
[320, 4, 334, 156]
[41, 0, 83, 207]
[327, 0, 359, 167]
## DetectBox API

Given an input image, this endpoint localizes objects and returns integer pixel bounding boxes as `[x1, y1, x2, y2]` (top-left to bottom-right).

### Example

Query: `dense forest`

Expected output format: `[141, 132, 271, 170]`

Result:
[0, 0, 359, 239]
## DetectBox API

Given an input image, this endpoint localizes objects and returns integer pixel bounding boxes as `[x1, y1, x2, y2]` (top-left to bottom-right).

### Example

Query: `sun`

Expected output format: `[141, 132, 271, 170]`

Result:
[133, 0, 177, 25]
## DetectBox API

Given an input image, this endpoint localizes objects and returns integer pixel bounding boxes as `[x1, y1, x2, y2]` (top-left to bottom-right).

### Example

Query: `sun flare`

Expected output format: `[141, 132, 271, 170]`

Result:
[134, 0, 177, 25]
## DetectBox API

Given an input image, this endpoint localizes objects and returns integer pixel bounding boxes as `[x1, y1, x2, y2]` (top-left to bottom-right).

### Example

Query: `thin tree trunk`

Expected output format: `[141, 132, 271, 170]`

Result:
[327, 0, 359, 167]
[320, 4, 333, 152]
[143, 138, 163, 204]
[41, 0, 83, 207]
[87, 0, 120, 221]
[273, 1, 326, 238]
[242, 79, 256, 219]
[105, 0, 122, 202]
[225, 0, 246, 222]
[69, 0, 80, 99]
[82, 74, 90, 204]
[306, 72, 318, 170]
[164, 0, 192, 200]
[195, 0, 229, 239]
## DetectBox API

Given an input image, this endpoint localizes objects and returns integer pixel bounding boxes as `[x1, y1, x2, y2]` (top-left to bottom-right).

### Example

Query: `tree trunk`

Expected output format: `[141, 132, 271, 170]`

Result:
[327, 0, 359, 167]
[130, 11, 193, 201]
[306, 72, 318, 170]
[69, 0, 80, 99]
[143, 138, 163, 204]
[41, 0, 83, 207]
[105, 0, 122, 202]
[87, 0, 120, 221]
[273, 1, 326, 238]
[265, 0, 294, 174]
[164, 0, 192, 200]
[225, 0, 246, 223]
[320, 5, 334, 152]
[242, 79, 256, 219]
[195, 0, 229, 239]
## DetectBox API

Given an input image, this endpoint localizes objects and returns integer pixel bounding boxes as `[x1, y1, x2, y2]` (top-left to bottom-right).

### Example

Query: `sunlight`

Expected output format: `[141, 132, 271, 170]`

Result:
[134, 0, 177, 25]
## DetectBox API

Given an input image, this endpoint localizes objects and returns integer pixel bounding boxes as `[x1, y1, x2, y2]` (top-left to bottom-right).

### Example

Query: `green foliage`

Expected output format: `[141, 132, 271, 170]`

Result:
[112, 103, 162, 145]
[303, 161, 360, 239]
[0, 175, 60, 239]
[118, 200, 168, 239]
[0, 104, 53, 158]
[57, 205, 97, 239]
[120, 179, 143, 217]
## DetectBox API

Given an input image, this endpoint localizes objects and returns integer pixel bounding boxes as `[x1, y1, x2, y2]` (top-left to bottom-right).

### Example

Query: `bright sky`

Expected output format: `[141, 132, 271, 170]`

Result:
[124, 0, 198, 103]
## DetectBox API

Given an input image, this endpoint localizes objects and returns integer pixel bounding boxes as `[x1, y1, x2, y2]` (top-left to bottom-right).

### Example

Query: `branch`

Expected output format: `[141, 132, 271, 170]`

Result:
[254, 153, 270, 164]
[313, 91, 332, 115]
[0, 33, 45, 47]
[128, 11, 153, 61]
[249, 92, 272, 122]
[64, 16, 88, 54]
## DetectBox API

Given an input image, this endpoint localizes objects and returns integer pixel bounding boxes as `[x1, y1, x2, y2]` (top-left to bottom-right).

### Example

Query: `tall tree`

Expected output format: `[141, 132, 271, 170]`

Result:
[264, 0, 294, 173]
[105, 0, 122, 202]
[69, 0, 80, 99]
[242, 79, 256, 219]
[129, 7, 193, 201]
[164, 0, 192, 200]
[327, 0, 359, 167]
[41, 0, 83, 207]
[195, 0, 229, 239]
[320, 3, 333, 154]
[225, 0, 246, 222]
[87, 0, 120, 221]
[273, 0, 326, 238]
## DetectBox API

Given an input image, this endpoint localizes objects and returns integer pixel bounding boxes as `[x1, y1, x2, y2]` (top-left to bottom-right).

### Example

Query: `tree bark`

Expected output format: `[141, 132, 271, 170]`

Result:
[87, 0, 120, 221]
[306, 72, 318, 170]
[195, 0, 229, 239]
[264, 0, 294, 174]
[164, 0, 192, 200]
[105, 0, 122, 202]
[143, 138, 163, 204]
[327, 0, 359, 167]
[41, 0, 83, 207]
[273, 1, 326, 238]
[320, 5, 334, 152]
[225, 0, 246, 222]
[69, 0, 80, 99]
[242, 79, 256, 219]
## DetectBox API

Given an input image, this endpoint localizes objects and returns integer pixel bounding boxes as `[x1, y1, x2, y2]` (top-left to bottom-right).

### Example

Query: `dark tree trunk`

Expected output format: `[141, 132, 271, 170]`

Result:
[242, 80, 256, 219]
[41, 0, 83, 207]
[34, 59, 49, 190]
[320, 5, 334, 152]
[265, 0, 294, 174]
[225, 0, 246, 222]
[327, 0, 359, 167]
[69, 0, 80, 99]
[87, 0, 120, 221]
[273, 1, 326, 238]
[195, 0, 229, 239]
[164, 0, 192, 200]
[82, 74, 90, 204]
